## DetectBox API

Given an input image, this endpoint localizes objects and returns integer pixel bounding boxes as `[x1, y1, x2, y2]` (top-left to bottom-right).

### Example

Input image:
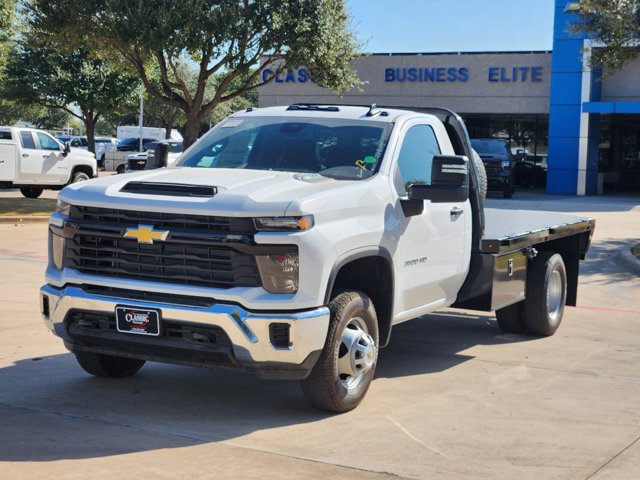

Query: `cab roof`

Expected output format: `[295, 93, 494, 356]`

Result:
[232, 104, 437, 124]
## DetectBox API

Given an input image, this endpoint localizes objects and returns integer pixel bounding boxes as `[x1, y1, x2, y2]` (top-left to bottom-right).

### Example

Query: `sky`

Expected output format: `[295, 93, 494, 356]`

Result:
[346, 0, 556, 54]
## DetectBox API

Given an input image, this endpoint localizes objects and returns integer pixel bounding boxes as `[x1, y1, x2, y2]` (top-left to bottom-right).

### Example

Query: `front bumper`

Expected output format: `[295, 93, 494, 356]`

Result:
[40, 284, 330, 380]
[487, 174, 512, 189]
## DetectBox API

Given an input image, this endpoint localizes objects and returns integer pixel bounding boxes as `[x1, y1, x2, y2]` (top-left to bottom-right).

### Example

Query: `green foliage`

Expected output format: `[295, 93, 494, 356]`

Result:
[27, 107, 70, 130]
[29, 0, 361, 147]
[0, 99, 35, 125]
[3, 39, 141, 151]
[575, 0, 640, 71]
[0, 0, 18, 80]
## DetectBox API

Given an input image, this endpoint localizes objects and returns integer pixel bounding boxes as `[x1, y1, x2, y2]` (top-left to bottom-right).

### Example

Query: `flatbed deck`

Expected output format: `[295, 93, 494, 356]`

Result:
[481, 209, 595, 254]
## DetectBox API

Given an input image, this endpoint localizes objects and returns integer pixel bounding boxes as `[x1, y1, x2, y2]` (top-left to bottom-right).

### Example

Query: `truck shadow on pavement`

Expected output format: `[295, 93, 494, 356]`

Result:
[0, 311, 535, 462]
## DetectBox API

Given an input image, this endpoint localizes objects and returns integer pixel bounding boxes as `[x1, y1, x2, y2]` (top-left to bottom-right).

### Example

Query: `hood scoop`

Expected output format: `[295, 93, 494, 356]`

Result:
[120, 181, 218, 197]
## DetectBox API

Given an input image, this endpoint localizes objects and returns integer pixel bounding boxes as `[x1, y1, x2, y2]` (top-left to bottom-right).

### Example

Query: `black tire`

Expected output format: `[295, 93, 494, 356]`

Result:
[301, 291, 379, 413]
[72, 171, 91, 183]
[74, 351, 145, 378]
[116, 164, 126, 174]
[495, 301, 526, 334]
[20, 187, 44, 199]
[522, 252, 567, 336]
[471, 149, 487, 200]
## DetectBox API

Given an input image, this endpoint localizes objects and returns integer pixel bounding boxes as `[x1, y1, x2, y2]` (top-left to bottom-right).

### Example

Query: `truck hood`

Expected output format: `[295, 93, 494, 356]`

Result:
[60, 166, 363, 217]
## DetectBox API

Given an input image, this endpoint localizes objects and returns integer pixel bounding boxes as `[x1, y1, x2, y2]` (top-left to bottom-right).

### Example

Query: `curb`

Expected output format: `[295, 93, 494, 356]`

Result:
[0, 216, 50, 224]
[618, 248, 640, 275]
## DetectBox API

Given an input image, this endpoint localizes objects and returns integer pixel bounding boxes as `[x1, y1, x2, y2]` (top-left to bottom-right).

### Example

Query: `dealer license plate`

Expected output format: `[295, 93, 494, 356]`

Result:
[115, 306, 161, 336]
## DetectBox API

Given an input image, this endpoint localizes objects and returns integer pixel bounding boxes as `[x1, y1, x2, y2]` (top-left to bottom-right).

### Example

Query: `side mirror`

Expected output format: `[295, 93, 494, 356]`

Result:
[63, 142, 71, 156]
[407, 155, 469, 203]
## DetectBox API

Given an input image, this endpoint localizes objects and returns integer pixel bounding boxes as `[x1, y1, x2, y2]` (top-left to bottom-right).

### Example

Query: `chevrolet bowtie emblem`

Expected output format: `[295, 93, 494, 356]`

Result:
[124, 224, 170, 244]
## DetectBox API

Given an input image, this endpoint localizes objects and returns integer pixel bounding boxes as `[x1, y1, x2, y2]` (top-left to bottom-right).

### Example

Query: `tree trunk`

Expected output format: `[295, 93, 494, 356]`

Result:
[182, 110, 201, 149]
[85, 118, 96, 155]
[164, 123, 172, 140]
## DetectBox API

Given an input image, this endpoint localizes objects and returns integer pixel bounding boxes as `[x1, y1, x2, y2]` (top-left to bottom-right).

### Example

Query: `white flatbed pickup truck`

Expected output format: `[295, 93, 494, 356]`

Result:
[40, 105, 594, 412]
[0, 126, 97, 198]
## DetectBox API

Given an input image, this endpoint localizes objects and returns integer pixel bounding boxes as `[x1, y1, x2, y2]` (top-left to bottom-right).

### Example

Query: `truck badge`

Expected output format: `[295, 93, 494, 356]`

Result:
[124, 224, 170, 244]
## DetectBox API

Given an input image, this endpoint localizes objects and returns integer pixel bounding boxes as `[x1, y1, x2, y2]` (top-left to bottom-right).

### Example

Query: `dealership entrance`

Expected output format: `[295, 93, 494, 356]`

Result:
[597, 115, 640, 193]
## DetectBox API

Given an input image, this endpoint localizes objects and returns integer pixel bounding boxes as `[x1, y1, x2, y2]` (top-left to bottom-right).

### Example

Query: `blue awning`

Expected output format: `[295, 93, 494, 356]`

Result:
[583, 102, 640, 114]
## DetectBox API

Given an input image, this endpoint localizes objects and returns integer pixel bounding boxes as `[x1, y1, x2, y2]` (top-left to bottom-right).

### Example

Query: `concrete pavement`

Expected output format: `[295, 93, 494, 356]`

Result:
[0, 192, 639, 479]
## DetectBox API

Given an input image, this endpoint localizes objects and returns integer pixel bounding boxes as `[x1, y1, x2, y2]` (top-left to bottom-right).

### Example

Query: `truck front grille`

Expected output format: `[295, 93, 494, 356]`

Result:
[483, 161, 502, 175]
[65, 207, 262, 289]
[70, 206, 257, 235]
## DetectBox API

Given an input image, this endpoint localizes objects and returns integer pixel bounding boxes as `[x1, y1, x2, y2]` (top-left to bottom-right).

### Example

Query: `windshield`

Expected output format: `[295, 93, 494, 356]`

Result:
[119, 137, 137, 146]
[167, 142, 183, 153]
[471, 140, 510, 156]
[177, 116, 392, 180]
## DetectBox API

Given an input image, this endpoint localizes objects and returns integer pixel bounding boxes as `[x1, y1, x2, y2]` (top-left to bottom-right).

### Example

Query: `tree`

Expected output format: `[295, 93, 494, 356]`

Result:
[4, 40, 141, 153]
[144, 95, 186, 139]
[30, 0, 361, 148]
[0, 0, 17, 80]
[574, 0, 640, 71]
[27, 107, 70, 130]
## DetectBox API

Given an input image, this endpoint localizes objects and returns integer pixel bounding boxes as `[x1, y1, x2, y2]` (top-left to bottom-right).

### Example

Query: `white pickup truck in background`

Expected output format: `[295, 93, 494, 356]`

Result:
[40, 105, 594, 412]
[0, 126, 97, 198]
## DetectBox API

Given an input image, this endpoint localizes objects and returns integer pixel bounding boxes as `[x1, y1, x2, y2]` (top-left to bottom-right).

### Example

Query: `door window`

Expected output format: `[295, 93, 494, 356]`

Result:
[37, 132, 61, 151]
[20, 131, 36, 149]
[394, 124, 441, 195]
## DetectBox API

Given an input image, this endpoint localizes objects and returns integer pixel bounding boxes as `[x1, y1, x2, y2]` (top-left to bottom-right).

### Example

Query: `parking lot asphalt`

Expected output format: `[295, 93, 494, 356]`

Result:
[0, 190, 639, 479]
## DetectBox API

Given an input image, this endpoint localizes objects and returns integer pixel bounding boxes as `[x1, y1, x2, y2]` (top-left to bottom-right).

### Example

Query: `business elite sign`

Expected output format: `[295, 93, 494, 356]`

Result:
[384, 66, 544, 83]
[262, 66, 544, 84]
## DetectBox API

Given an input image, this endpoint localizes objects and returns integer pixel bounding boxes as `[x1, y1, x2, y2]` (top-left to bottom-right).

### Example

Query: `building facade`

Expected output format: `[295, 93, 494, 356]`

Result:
[258, 0, 640, 195]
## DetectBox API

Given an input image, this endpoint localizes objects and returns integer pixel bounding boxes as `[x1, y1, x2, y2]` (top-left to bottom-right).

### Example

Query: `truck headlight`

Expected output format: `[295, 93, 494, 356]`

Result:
[56, 199, 71, 216]
[501, 160, 511, 171]
[254, 215, 314, 231]
[256, 253, 299, 293]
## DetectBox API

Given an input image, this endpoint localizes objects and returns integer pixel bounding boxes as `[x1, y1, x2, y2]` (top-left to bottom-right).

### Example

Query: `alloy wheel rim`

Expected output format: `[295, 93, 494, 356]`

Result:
[336, 316, 377, 391]
[547, 269, 563, 321]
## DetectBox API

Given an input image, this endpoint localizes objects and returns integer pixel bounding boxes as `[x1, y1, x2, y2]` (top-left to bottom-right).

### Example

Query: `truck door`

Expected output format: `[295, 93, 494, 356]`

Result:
[19, 131, 67, 184]
[0, 131, 16, 181]
[391, 122, 471, 315]
[15, 131, 43, 182]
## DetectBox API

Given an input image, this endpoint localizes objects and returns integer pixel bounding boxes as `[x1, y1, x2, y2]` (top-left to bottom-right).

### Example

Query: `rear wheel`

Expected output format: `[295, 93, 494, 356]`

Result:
[20, 187, 43, 199]
[522, 252, 567, 336]
[116, 164, 126, 174]
[301, 291, 379, 413]
[74, 351, 145, 378]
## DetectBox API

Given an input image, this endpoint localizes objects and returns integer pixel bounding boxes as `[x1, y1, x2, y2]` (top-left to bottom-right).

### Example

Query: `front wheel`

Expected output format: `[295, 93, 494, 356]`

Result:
[71, 171, 91, 183]
[20, 187, 44, 199]
[74, 351, 145, 378]
[301, 291, 379, 413]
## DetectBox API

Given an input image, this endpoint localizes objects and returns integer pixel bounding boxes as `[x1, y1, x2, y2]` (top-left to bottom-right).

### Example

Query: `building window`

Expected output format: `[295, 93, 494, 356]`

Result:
[464, 114, 549, 187]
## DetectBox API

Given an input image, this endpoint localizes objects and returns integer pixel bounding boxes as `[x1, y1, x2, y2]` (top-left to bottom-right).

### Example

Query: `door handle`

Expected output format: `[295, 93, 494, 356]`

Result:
[22, 154, 29, 158]
[450, 207, 464, 218]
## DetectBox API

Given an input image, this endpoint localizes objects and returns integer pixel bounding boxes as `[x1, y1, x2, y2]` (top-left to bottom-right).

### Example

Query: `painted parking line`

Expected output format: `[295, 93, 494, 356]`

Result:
[0, 249, 48, 263]
[574, 305, 640, 316]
